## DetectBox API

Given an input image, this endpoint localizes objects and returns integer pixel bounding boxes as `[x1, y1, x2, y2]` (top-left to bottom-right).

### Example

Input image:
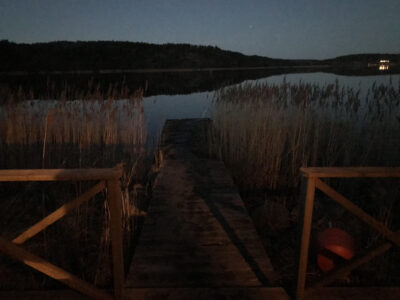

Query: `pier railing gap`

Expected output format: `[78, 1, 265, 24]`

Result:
[296, 167, 400, 300]
[0, 164, 125, 300]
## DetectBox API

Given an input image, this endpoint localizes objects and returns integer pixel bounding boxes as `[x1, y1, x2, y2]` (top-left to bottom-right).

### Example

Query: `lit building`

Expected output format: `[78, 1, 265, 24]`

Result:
[379, 59, 390, 70]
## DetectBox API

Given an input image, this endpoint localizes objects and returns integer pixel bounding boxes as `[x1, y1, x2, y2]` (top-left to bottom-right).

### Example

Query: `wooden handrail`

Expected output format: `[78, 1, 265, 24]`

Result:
[0, 165, 125, 300]
[0, 165, 123, 182]
[296, 167, 400, 300]
[0, 237, 113, 300]
[300, 167, 400, 178]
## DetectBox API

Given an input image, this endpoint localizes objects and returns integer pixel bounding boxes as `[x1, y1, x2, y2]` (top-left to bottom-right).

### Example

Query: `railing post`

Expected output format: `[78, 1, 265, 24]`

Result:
[107, 179, 125, 300]
[296, 176, 316, 300]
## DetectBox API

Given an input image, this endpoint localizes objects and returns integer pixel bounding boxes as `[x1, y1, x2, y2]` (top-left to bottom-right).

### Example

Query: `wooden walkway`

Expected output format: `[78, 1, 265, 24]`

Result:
[125, 119, 286, 298]
[2, 287, 400, 299]
[1, 119, 398, 299]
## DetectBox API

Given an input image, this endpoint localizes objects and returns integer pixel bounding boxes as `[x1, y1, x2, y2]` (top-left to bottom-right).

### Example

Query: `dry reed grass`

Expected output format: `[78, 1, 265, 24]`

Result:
[209, 79, 400, 191]
[0, 81, 150, 288]
[209, 79, 400, 286]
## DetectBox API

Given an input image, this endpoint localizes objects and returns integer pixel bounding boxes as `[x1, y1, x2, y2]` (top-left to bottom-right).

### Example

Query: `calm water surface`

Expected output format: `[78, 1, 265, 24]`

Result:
[2, 71, 399, 143]
[143, 72, 400, 140]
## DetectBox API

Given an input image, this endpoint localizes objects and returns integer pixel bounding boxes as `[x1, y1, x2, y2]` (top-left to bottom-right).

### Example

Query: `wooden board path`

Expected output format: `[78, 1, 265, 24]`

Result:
[2, 287, 400, 300]
[125, 119, 287, 299]
[1, 119, 398, 299]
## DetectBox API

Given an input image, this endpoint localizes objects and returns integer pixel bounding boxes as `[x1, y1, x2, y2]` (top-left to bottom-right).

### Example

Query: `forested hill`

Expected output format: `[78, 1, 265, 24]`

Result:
[0, 40, 318, 72]
[326, 53, 400, 66]
[0, 40, 398, 72]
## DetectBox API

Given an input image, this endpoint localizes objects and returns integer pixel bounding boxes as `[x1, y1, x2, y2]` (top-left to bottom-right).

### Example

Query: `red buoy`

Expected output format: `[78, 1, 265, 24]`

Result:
[317, 227, 355, 272]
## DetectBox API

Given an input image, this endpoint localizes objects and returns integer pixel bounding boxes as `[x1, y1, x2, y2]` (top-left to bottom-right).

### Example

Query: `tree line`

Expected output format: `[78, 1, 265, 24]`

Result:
[0, 40, 398, 72]
[0, 40, 317, 72]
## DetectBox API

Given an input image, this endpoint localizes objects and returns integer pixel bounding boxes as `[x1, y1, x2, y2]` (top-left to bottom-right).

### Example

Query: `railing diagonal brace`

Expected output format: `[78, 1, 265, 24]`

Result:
[315, 178, 400, 248]
[13, 181, 106, 245]
[310, 238, 395, 289]
[0, 237, 113, 300]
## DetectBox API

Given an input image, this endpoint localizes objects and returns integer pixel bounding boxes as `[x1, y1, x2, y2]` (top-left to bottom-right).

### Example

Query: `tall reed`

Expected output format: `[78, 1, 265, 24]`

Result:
[209, 79, 400, 191]
[208, 79, 400, 285]
[0, 82, 149, 288]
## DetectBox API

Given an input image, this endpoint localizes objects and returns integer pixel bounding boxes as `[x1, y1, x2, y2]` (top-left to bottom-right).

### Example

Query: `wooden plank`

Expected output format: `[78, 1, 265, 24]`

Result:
[123, 287, 290, 300]
[306, 287, 400, 300]
[5, 287, 400, 300]
[296, 177, 316, 300]
[0, 287, 291, 300]
[13, 181, 106, 244]
[0, 237, 113, 300]
[127, 119, 278, 289]
[306, 287, 345, 300]
[0, 290, 88, 300]
[107, 179, 125, 300]
[310, 241, 393, 288]
[315, 179, 400, 247]
[3, 287, 400, 300]
[0, 165, 123, 182]
[127, 159, 275, 286]
[300, 167, 400, 178]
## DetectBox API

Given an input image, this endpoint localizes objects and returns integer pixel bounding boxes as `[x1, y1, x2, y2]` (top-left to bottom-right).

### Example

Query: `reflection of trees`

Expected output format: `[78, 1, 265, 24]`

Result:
[1, 68, 327, 100]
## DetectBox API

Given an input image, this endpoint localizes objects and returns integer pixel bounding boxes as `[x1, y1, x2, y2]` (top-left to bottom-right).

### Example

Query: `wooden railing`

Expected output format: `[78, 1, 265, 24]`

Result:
[0, 165, 125, 300]
[296, 167, 400, 300]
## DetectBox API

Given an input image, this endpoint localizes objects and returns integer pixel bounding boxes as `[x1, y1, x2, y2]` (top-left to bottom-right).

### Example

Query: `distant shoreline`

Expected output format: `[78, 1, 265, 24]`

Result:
[0, 65, 331, 76]
[2, 41, 398, 76]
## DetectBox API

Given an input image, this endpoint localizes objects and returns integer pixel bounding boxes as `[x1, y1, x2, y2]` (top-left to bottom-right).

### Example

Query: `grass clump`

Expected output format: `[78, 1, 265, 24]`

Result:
[0, 81, 151, 289]
[209, 79, 400, 191]
[208, 79, 400, 286]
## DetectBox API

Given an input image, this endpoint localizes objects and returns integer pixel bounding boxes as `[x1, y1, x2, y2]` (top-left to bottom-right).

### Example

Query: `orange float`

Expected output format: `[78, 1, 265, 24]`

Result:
[317, 227, 356, 272]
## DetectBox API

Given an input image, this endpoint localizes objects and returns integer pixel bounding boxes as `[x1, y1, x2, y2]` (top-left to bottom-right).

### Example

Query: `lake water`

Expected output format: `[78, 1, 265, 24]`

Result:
[1, 70, 399, 144]
[142, 71, 400, 141]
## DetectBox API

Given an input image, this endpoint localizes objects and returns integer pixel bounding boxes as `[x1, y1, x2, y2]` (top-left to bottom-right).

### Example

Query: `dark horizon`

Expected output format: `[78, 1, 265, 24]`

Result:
[2, 39, 399, 65]
[1, 1, 399, 60]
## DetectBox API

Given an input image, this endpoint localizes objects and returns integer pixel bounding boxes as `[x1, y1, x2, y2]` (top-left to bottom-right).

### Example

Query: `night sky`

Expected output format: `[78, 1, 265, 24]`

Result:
[0, 0, 399, 59]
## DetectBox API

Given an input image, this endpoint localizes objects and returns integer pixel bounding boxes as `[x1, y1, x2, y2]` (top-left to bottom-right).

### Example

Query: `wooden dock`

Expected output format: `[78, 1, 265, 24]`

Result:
[125, 119, 286, 299]
[1, 118, 398, 299]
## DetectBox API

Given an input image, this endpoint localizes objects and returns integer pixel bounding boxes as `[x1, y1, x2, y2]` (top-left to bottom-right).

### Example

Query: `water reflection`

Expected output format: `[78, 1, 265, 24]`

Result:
[142, 72, 399, 140]
[143, 92, 213, 139]
[1, 71, 399, 145]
